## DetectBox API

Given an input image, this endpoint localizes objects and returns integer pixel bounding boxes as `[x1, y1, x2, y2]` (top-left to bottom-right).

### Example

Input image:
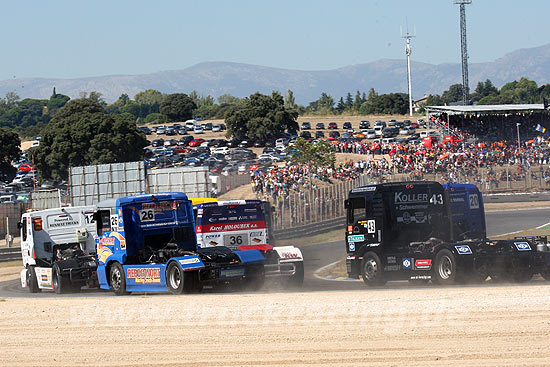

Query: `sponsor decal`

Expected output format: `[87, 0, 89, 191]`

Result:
[384, 265, 400, 271]
[98, 237, 115, 246]
[205, 221, 264, 232]
[387, 256, 396, 264]
[351, 186, 376, 193]
[109, 232, 127, 250]
[48, 216, 80, 228]
[349, 243, 355, 251]
[208, 241, 219, 246]
[415, 212, 426, 223]
[204, 233, 221, 239]
[249, 231, 264, 237]
[347, 234, 365, 243]
[514, 242, 531, 251]
[252, 237, 262, 243]
[97, 247, 113, 263]
[127, 267, 161, 283]
[402, 258, 412, 269]
[410, 275, 431, 280]
[41, 274, 48, 282]
[281, 252, 300, 259]
[415, 259, 432, 270]
[402, 211, 411, 224]
[179, 258, 200, 265]
[455, 245, 473, 255]
[394, 192, 428, 204]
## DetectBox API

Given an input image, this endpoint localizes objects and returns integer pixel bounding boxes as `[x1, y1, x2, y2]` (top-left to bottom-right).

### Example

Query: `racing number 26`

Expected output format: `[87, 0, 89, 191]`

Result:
[140, 209, 154, 222]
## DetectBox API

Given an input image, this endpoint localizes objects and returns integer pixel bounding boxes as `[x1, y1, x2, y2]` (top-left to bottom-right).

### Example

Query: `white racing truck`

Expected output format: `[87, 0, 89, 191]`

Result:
[193, 199, 304, 287]
[19, 206, 98, 293]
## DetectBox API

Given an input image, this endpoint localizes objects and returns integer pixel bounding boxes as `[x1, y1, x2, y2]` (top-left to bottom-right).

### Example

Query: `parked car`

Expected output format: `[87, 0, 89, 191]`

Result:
[359, 121, 370, 129]
[374, 121, 386, 128]
[343, 122, 352, 129]
[365, 129, 376, 139]
[179, 135, 194, 146]
[238, 140, 253, 148]
[138, 126, 152, 135]
[203, 122, 213, 130]
[151, 139, 165, 147]
[211, 147, 230, 155]
[188, 138, 205, 147]
[212, 124, 223, 132]
[328, 122, 338, 129]
[315, 122, 325, 130]
[301, 122, 311, 130]
[300, 131, 312, 139]
[315, 131, 325, 138]
[329, 130, 340, 138]
[399, 126, 416, 135]
[193, 125, 204, 134]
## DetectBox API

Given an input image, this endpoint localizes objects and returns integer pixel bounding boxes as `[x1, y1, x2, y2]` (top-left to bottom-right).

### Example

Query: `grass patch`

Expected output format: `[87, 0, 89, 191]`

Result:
[275, 228, 343, 247]
[0, 261, 21, 268]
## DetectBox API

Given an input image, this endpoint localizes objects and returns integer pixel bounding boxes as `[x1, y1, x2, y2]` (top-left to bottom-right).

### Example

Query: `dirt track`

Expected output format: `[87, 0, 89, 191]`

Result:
[2, 283, 550, 366]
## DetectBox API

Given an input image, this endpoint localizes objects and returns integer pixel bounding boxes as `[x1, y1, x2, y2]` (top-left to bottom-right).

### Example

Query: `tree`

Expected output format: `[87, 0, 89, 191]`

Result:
[160, 93, 196, 122]
[0, 128, 21, 181]
[217, 94, 241, 105]
[5, 92, 19, 107]
[441, 84, 464, 104]
[33, 99, 148, 181]
[336, 97, 346, 113]
[135, 89, 164, 105]
[288, 138, 335, 169]
[345, 93, 353, 109]
[225, 92, 298, 140]
[47, 89, 70, 116]
[353, 90, 362, 112]
[472, 79, 498, 102]
[284, 90, 296, 109]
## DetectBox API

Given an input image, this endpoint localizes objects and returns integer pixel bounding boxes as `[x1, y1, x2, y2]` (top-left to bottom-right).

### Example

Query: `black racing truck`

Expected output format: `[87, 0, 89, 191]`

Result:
[345, 181, 550, 286]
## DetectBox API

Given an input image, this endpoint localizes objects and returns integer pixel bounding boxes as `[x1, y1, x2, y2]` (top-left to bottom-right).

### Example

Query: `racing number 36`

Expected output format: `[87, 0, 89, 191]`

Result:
[228, 235, 243, 245]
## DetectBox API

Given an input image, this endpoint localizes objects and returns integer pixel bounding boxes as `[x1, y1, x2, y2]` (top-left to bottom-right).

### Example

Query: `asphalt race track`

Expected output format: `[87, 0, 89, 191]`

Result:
[2, 207, 550, 298]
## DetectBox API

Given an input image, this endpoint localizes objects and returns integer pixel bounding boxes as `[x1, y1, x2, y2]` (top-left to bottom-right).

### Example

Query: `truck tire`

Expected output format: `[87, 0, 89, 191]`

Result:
[109, 263, 128, 296]
[433, 249, 457, 285]
[183, 271, 202, 294]
[286, 262, 304, 288]
[166, 262, 185, 294]
[26, 266, 40, 293]
[52, 264, 71, 294]
[512, 271, 533, 283]
[361, 252, 386, 286]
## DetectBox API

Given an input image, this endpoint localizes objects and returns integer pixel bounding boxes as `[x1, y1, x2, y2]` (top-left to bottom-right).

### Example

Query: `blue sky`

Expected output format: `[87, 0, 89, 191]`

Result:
[1, 0, 548, 80]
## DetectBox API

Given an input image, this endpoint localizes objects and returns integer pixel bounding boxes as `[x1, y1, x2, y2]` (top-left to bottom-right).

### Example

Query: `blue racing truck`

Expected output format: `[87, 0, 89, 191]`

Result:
[94, 192, 265, 295]
[345, 181, 550, 286]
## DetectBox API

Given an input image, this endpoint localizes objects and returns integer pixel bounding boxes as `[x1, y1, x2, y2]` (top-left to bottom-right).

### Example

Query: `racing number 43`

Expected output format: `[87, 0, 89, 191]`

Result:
[430, 194, 443, 205]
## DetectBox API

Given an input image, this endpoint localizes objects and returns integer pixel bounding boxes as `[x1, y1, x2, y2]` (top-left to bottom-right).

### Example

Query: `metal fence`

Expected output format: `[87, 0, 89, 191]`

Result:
[267, 165, 550, 230]
[0, 202, 26, 238]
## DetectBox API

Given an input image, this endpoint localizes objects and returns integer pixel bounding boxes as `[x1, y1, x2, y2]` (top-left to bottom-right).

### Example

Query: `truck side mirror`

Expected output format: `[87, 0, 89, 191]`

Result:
[344, 200, 350, 209]
[17, 222, 22, 230]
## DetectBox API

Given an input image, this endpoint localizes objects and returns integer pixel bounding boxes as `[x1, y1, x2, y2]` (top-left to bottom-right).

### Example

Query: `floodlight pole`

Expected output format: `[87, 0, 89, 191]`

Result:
[402, 27, 415, 117]
[454, 0, 472, 105]
[516, 123, 521, 149]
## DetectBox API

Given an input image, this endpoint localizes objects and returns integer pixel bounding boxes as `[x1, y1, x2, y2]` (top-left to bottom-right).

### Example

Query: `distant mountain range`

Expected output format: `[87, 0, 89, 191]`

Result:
[3, 43, 550, 105]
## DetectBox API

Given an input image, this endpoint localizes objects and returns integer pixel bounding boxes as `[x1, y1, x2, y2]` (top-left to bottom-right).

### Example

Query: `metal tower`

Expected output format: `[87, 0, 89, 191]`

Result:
[401, 26, 415, 116]
[454, 0, 472, 105]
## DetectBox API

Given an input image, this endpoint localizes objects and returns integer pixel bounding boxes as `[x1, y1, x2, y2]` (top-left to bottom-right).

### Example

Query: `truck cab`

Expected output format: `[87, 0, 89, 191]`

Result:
[95, 192, 265, 295]
[20, 206, 97, 293]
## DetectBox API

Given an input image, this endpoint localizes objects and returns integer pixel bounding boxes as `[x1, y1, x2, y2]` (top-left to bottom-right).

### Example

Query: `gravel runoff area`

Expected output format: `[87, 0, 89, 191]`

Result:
[1, 285, 550, 366]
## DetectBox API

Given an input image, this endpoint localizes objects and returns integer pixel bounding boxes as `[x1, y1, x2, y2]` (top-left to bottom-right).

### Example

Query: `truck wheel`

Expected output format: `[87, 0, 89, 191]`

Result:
[433, 249, 457, 285]
[183, 271, 202, 294]
[512, 271, 533, 283]
[361, 252, 386, 286]
[244, 264, 265, 291]
[52, 264, 71, 294]
[286, 262, 304, 288]
[26, 266, 40, 293]
[109, 263, 128, 296]
[166, 262, 185, 294]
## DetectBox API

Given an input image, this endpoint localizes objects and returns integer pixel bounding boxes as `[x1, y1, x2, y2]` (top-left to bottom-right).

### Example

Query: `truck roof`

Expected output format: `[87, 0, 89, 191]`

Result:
[97, 192, 190, 209]
[349, 181, 443, 196]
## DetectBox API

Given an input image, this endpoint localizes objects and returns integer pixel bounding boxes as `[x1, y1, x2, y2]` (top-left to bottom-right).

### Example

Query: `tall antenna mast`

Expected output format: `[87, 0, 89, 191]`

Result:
[454, 0, 472, 105]
[401, 24, 415, 117]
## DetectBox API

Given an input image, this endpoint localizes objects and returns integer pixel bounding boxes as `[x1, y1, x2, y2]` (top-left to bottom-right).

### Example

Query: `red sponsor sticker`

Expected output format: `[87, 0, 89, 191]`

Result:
[127, 267, 161, 283]
[202, 221, 266, 233]
[415, 259, 432, 269]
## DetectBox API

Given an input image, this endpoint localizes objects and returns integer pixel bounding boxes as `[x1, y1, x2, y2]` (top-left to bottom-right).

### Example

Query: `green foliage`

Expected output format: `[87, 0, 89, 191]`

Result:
[225, 92, 298, 140]
[441, 84, 464, 104]
[217, 94, 241, 105]
[33, 99, 148, 181]
[0, 128, 21, 178]
[284, 90, 296, 109]
[307, 93, 335, 114]
[144, 113, 165, 124]
[360, 93, 409, 114]
[160, 93, 196, 122]
[288, 138, 335, 169]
